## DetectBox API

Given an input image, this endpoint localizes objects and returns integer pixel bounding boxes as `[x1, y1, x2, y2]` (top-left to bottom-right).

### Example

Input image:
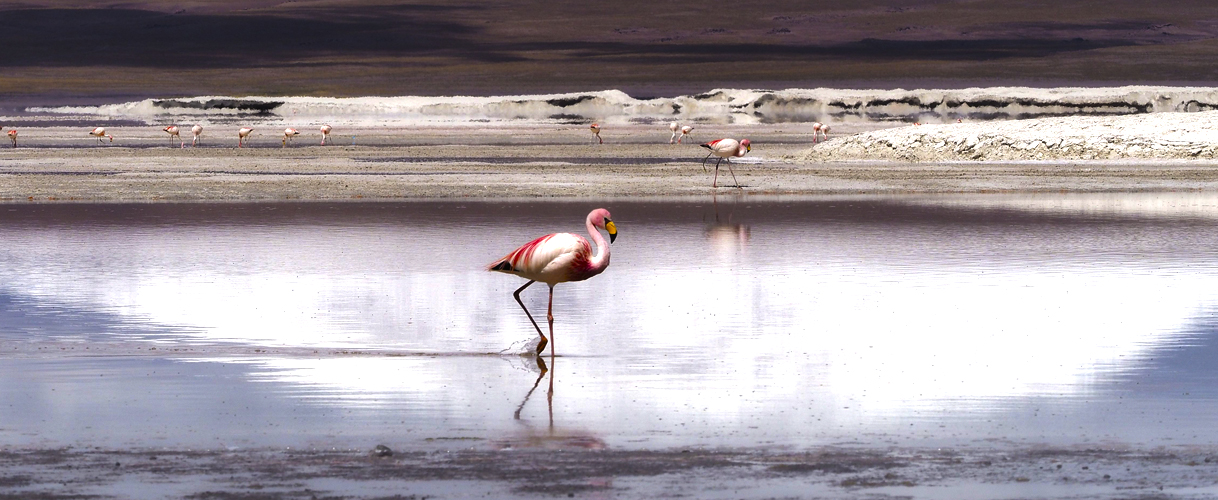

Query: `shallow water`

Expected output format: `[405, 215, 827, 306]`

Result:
[3, 194, 1218, 451]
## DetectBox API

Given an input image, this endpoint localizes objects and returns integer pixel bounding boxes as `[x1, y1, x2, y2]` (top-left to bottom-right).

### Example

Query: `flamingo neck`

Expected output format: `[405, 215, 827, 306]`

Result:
[586, 216, 611, 272]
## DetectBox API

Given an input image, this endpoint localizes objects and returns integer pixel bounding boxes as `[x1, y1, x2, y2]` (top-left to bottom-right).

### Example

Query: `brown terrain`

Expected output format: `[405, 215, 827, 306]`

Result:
[3, 0, 1218, 100]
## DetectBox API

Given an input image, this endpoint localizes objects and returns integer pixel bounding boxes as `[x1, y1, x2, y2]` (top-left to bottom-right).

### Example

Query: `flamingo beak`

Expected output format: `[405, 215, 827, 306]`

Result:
[745, 144, 751, 153]
[605, 219, 617, 243]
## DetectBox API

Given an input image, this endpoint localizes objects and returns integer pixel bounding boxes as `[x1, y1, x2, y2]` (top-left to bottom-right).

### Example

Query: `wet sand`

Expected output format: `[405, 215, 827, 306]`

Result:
[4, 124, 1218, 201]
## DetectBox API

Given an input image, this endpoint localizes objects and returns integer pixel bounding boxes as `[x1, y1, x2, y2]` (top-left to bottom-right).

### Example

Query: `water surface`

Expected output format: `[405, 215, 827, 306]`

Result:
[2, 194, 1217, 451]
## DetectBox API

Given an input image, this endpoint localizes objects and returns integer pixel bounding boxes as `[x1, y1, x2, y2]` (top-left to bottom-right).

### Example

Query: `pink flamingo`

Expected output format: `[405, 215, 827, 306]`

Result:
[191, 125, 204, 146]
[7, 129, 16, 148]
[320, 124, 332, 145]
[678, 125, 694, 144]
[238, 127, 254, 148]
[590, 123, 602, 144]
[282, 127, 299, 148]
[163, 125, 183, 147]
[669, 121, 680, 144]
[89, 127, 113, 144]
[811, 122, 824, 143]
[488, 208, 618, 359]
[700, 138, 751, 188]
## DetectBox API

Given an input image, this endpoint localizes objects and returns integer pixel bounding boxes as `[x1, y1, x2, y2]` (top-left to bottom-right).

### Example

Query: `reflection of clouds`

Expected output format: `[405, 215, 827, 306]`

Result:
[907, 192, 1218, 220]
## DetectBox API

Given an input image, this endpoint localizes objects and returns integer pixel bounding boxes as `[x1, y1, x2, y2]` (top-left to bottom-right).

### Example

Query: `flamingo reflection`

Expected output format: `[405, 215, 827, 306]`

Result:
[504, 357, 607, 451]
[705, 196, 751, 260]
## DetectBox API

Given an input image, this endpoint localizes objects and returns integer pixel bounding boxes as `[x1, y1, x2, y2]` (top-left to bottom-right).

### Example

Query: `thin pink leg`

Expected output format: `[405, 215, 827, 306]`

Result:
[546, 284, 556, 361]
[513, 280, 548, 355]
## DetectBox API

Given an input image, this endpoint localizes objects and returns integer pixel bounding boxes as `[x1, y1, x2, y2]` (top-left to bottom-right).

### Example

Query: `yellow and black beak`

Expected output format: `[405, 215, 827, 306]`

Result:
[605, 218, 618, 243]
[745, 144, 751, 153]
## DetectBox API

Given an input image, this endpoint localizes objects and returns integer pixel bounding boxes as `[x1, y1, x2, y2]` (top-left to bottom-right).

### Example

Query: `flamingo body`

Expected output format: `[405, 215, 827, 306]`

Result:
[669, 121, 679, 144]
[590, 123, 602, 144]
[678, 125, 694, 144]
[163, 125, 183, 147]
[282, 127, 299, 147]
[238, 127, 254, 148]
[7, 129, 16, 148]
[89, 127, 113, 144]
[489, 208, 618, 358]
[191, 125, 203, 146]
[700, 138, 751, 188]
[320, 124, 332, 145]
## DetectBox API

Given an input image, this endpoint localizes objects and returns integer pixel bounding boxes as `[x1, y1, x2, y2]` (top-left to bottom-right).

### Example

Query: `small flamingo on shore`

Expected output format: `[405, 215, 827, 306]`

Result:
[320, 124, 332, 145]
[700, 138, 751, 188]
[590, 123, 602, 144]
[191, 125, 204, 147]
[89, 127, 113, 144]
[163, 125, 183, 147]
[669, 122, 680, 143]
[811, 122, 830, 143]
[678, 125, 694, 144]
[238, 127, 254, 148]
[488, 208, 617, 360]
[282, 128, 299, 148]
[7, 129, 16, 148]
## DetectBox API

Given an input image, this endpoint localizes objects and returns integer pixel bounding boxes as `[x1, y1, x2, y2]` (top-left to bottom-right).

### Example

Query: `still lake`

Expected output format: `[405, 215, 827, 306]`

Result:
[2, 194, 1217, 451]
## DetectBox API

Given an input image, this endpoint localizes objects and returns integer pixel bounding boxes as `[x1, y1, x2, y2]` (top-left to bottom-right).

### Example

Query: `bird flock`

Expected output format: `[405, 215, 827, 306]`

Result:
[1, 124, 337, 149]
[2, 119, 838, 187]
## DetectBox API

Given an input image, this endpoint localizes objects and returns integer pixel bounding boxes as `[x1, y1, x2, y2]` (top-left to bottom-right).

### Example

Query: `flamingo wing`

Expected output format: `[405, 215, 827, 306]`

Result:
[702, 138, 740, 157]
[488, 232, 593, 284]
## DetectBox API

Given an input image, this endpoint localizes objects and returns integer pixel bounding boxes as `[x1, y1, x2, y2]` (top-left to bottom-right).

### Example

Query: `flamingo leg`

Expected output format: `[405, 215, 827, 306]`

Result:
[513, 280, 548, 355]
[712, 157, 722, 187]
[546, 284, 556, 361]
[701, 152, 712, 172]
[726, 158, 740, 188]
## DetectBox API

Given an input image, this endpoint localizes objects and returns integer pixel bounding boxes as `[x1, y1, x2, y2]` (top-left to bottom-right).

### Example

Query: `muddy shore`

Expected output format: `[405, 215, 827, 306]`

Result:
[4, 124, 1218, 201]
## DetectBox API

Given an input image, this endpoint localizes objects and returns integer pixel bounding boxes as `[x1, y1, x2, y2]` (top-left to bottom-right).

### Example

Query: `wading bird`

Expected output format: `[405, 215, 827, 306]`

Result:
[320, 124, 332, 145]
[488, 208, 618, 360]
[89, 127, 113, 144]
[238, 127, 254, 148]
[812, 122, 830, 143]
[679, 125, 694, 144]
[7, 129, 15, 148]
[669, 121, 680, 143]
[191, 125, 204, 146]
[700, 138, 751, 188]
[590, 123, 602, 144]
[163, 125, 183, 147]
[282, 128, 299, 147]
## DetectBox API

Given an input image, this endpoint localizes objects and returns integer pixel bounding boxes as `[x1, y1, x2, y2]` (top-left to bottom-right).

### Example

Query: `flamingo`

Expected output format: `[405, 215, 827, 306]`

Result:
[590, 123, 602, 144]
[700, 138, 751, 188]
[669, 121, 679, 144]
[282, 127, 299, 148]
[89, 127, 113, 144]
[678, 125, 694, 144]
[488, 208, 618, 359]
[163, 125, 183, 147]
[812, 123, 830, 143]
[191, 125, 203, 147]
[7, 129, 15, 148]
[238, 127, 254, 148]
[320, 124, 332, 146]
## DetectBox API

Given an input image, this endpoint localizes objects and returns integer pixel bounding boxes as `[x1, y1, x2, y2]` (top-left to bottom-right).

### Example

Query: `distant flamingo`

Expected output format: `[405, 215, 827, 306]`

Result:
[320, 124, 332, 145]
[7, 130, 15, 148]
[590, 123, 602, 144]
[700, 138, 751, 188]
[238, 127, 254, 148]
[163, 125, 183, 147]
[669, 121, 679, 144]
[678, 125, 694, 144]
[191, 125, 204, 146]
[488, 208, 618, 359]
[282, 128, 299, 148]
[89, 127, 113, 144]
[812, 123, 830, 143]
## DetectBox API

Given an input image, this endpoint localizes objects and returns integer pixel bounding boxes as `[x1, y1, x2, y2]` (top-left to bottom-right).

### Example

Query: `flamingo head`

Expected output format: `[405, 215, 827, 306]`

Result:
[589, 208, 617, 243]
[740, 139, 751, 153]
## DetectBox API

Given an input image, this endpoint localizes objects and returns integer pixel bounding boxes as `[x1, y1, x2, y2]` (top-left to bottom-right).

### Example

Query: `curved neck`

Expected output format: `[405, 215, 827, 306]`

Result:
[586, 216, 611, 271]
